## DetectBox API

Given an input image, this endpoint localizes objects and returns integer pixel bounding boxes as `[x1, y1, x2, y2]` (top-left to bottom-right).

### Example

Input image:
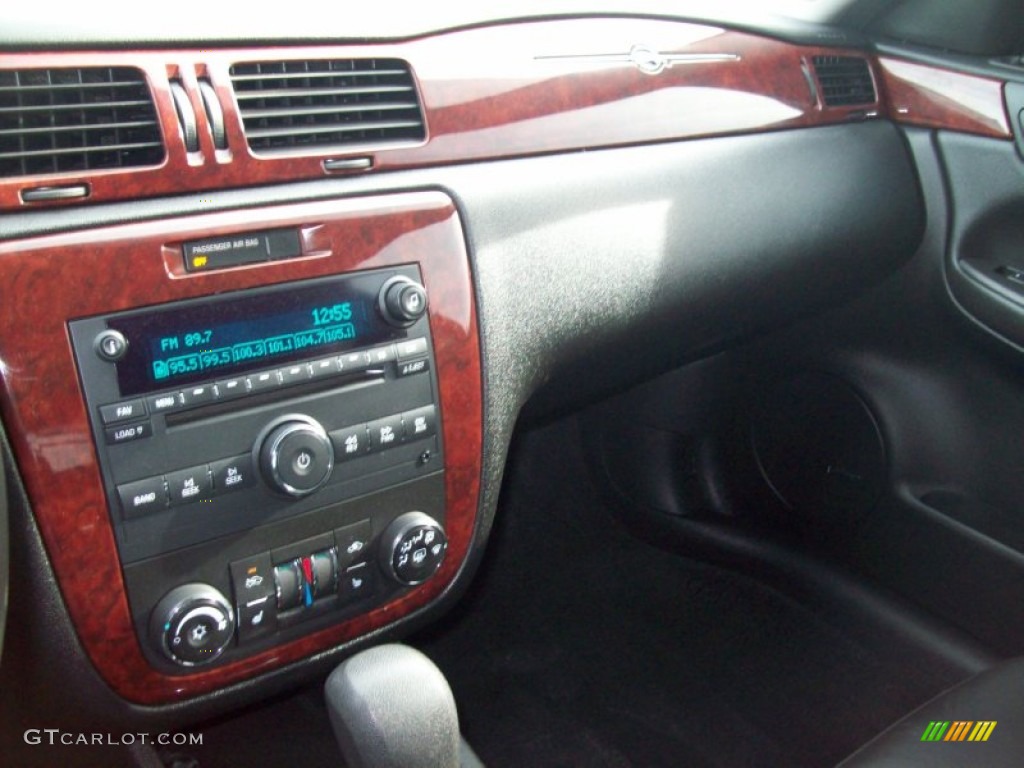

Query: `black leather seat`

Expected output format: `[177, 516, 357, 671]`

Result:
[838, 657, 1024, 767]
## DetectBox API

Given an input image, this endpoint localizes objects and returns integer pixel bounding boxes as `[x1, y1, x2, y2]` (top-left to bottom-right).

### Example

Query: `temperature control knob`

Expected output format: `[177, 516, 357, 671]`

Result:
[379, 276, 428, 327]
[150, 584, 235, 667]
[257, 415, 334, 497]
[381, 512, 448, 586]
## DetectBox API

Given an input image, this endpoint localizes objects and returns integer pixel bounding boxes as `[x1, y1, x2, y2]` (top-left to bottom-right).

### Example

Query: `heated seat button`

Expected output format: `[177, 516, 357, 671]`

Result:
[212, 455, 255, 494]
[166, 465, 213, 506]
[117, 476, 168, 518]
[340, 562, 376, 604]
[236, 593, 276, 643]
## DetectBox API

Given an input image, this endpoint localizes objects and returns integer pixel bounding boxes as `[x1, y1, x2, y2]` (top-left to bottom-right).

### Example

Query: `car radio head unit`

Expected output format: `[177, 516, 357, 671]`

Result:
[69, 264, 447, 672]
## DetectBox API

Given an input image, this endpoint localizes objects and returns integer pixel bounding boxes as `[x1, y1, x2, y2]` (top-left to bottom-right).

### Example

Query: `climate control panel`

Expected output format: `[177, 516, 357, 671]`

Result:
[135, 474, 448, 670]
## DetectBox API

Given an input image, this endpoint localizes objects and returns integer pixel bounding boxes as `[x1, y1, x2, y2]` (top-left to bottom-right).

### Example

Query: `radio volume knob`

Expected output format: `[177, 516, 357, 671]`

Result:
[379, 276, 428, 327]
[257, 416, 334, 497]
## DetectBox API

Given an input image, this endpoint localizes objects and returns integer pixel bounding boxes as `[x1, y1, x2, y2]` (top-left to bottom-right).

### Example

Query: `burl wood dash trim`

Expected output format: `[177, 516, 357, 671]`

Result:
[1, 17, 884, 211]
[0, 191, 482, 703]
[878, 57, 1011, 139]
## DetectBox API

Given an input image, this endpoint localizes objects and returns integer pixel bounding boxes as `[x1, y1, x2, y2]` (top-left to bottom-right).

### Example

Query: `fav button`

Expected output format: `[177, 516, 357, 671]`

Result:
[100, 398, 148, 425]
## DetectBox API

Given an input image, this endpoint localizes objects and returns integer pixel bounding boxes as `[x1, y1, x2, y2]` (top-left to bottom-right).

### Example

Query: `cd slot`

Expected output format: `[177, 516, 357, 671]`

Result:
[165, 369, 385, 428]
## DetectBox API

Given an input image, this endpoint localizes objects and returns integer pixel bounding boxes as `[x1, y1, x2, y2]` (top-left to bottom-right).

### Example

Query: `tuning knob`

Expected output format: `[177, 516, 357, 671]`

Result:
[257, 415, 334, 497]
[379, 276, 428, 327]
[151, 584, 234, 667]
[380, 512, 448, 586]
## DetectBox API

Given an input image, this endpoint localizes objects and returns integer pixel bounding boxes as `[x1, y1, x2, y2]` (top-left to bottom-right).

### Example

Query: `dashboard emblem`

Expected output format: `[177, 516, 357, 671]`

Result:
[629, 45, 668, 75]
[536, 46, 740, 74]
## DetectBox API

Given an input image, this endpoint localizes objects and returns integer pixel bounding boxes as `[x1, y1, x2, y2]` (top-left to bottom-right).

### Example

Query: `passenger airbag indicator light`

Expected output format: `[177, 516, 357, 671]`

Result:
[183, 228, 301, 272]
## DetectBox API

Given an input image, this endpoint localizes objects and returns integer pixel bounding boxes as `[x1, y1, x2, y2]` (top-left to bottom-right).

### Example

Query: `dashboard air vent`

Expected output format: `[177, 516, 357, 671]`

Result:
[230, 59, 425, 153]
[0, 67, 164, 179]
[811, 56, 876, 107]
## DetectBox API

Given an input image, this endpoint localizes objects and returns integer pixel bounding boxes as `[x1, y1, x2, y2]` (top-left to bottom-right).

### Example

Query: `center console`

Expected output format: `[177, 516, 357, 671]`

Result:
[72, 265, 446, 671]
[0, 191, 482, 702]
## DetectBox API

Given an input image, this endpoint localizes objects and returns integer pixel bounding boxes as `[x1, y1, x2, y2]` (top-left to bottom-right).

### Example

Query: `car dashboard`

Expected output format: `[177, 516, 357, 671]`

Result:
[0, 4, 1016, 748]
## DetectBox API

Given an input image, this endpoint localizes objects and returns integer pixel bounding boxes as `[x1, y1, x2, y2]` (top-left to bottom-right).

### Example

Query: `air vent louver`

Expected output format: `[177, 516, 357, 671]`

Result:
[812, 56, 876, 107]
[0, 67, 164, 179]
[230, 59, 425, 153]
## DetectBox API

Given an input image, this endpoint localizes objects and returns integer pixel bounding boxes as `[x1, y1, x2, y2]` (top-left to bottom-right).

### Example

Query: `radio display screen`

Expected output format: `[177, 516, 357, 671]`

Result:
[108, 274, 401, 396]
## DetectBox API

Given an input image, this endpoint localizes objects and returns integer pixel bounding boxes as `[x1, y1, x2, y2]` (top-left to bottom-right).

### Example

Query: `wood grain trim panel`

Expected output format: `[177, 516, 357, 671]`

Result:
[0, 192, 482, 704]
[0, 18, 880, 211]
[879, 57, 1011, 139]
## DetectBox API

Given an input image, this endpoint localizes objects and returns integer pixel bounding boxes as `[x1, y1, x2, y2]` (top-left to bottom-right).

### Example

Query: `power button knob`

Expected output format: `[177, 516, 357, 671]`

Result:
[257, 415, 334, 497]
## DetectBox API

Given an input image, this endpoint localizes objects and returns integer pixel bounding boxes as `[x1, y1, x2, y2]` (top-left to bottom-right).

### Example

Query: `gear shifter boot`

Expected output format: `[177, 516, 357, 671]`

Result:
[325, 643, 462, 768]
